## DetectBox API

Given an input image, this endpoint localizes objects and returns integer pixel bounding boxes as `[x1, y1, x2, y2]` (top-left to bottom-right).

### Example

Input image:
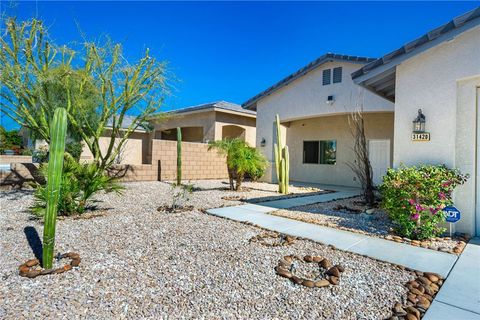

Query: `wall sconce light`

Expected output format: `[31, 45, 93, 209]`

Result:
[260, 138, 266, 147]
[412, 109, 426, 133]
[326, 95, 335, 106]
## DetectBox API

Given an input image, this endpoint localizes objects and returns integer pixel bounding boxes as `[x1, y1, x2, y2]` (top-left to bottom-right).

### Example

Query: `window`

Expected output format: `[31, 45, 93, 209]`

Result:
[333, 67, 342, 83]
[303, 140, 336, 165]
[322, 69, 331, 85]
[303, 141, 319, 164]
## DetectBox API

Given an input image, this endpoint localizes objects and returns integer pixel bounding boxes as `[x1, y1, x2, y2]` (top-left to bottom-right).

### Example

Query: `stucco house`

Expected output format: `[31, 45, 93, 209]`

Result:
[243, 53, 395, 187]
[352, 8, 480, 236]
[149, 101, 256, 145]
[244, 8, 479, 236]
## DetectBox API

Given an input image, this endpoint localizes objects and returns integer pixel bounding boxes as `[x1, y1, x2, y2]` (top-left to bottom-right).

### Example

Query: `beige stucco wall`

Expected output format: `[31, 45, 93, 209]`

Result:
[80, 132, 148, 165]
[152, 111, 217, 142]
[214, 112, 256, 146]
[283, 113, 394, 187]
[151, 109, 256, 146]
[394, 25, 480, 235]
[255, 60, 394, 184]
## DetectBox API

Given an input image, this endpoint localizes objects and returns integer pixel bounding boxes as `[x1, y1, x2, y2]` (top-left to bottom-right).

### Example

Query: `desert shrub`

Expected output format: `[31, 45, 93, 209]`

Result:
[31, 154, 123, 217]
[32, 146, 49, 163]
[65, 141, 83, 161]
[380, 165, 468, 240]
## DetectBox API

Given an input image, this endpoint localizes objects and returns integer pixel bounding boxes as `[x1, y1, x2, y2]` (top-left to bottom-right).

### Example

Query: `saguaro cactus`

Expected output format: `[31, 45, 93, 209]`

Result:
[274, 114, 289, 194]
[176, 127, 182, 185]
[42, 108, 68, 269]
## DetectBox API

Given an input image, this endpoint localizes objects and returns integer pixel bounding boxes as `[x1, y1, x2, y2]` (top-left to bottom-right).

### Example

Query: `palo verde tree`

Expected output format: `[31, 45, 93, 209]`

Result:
[0, 18, 168, 170]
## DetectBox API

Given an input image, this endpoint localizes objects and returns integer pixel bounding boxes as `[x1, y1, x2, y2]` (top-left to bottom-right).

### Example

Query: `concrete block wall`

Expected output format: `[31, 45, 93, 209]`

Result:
[151, 139, 228, 180]
[0, 155, 33, 164]
[0, 163, 42, 187]
[0, 140, 228, 185]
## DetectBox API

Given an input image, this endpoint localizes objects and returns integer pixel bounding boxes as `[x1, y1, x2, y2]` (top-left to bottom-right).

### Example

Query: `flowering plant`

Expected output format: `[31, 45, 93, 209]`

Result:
[380, 165, 468, 240]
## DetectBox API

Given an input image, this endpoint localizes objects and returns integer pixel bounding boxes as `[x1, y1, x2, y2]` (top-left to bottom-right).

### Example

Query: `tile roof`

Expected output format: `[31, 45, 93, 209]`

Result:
[167, 101, 256, 116]
[352, 7, 480, 80]
[242, 53, 376, 110]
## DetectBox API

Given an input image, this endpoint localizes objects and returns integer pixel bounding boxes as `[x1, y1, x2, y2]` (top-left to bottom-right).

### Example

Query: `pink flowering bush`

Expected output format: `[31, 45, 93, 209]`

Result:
[380, 165, 468, 240]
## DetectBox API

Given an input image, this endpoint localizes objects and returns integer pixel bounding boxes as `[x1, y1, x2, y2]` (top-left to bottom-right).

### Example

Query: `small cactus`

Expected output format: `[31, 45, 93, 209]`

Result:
[274, 114, 289, 194]
[176, 127, 182, 186]
[42, 108, 68, 269]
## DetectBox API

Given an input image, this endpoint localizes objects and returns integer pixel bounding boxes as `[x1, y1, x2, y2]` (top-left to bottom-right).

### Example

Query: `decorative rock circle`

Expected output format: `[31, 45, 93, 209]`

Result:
[19, 252, 81, 278]
[275, 255, 344, 288]
[249, 232, 296, 247]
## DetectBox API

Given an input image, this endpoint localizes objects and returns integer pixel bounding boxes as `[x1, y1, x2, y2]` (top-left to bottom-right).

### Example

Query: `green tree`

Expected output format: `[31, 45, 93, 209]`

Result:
[0, 18, 168, 170]
[0, 126, 23, 150]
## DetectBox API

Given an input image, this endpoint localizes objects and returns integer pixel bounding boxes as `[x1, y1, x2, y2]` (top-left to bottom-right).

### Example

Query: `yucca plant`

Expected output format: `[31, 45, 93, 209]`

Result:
[42, 108, 68, 269]
[176, 127, 182, 185]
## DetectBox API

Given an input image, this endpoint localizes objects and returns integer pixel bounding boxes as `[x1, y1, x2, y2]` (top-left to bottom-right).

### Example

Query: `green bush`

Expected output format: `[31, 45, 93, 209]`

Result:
[65, 141, 83, 161]
[31, 154, 123, 217]
[380, 165, 468, 240]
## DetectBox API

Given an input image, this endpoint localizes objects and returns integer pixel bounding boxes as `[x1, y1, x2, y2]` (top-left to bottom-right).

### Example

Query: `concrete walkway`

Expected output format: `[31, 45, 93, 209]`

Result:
[423, 237, 480, 320]
[252, 184, 360, 209]
[207, 202, 458, 278]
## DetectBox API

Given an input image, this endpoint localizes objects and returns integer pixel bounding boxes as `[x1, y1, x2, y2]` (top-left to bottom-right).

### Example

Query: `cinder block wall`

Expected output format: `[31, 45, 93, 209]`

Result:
[0, 155, 33, 164]
[0, 140, 228, 185]
[151, 139, 228, 180]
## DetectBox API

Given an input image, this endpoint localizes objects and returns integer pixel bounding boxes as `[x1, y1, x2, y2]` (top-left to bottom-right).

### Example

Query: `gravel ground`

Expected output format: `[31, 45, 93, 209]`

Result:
[0, 187, 415, 319]
[271, 196, 465, 254]
[88, 180, 326, 213]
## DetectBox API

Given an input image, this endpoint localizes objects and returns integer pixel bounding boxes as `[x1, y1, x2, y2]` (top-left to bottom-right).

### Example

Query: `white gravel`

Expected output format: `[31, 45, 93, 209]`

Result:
[0, 184, 414, 319]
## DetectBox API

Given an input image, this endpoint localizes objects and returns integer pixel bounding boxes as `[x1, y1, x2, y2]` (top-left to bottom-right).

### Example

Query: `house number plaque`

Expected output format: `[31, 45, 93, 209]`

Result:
[411, 132, 430, 141]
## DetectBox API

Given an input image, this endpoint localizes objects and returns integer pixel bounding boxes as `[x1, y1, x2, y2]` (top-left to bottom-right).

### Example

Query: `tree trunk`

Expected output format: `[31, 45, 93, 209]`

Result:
[235, 172, 244, 191]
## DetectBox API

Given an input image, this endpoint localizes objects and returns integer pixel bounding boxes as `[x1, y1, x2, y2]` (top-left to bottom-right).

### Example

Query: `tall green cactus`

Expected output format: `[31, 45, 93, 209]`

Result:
[274, 114, 289, 194]
[176, 127, 182, 186]
[42, 108, 68, 269]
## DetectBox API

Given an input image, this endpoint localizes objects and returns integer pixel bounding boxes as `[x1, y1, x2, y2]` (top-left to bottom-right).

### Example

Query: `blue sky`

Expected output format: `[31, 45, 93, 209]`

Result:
[1, 1, 478, 130]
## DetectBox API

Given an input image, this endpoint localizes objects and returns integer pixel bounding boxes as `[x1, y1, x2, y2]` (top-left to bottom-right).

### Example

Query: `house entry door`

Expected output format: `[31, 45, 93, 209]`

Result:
[368, 139, 391, 186]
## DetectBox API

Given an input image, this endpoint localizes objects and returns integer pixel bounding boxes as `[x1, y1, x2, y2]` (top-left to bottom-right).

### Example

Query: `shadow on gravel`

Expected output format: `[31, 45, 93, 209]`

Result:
[24, 226, 42, 263]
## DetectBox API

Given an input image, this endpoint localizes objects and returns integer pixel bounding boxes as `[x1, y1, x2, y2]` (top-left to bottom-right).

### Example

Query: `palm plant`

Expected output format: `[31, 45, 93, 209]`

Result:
[208, 138, 242, 190]
[229, 145, 268, 190]
[208, 138, 267, 191]
[32, 154, 123, 217]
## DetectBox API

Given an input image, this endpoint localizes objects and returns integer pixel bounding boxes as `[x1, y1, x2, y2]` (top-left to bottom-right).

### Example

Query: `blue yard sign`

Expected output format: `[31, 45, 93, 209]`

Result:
[443, 206, 461, 223]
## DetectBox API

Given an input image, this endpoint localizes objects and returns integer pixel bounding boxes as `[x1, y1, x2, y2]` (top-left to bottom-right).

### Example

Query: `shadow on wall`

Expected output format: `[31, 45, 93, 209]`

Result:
[0, 163, 44, 188]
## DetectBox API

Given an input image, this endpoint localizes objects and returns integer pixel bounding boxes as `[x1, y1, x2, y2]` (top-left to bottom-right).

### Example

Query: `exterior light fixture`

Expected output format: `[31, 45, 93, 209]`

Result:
[413, 109, 426, 133]
[411, 109, 430, 141]
[326, 95, 335, 106]
[260, 138, 266, 147]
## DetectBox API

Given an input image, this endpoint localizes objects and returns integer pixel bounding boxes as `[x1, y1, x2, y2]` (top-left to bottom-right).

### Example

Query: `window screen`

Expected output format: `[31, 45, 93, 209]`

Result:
[333, 67, 342, 83]
[303, 140, 336, 165]
[322, 69, 331, 85]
